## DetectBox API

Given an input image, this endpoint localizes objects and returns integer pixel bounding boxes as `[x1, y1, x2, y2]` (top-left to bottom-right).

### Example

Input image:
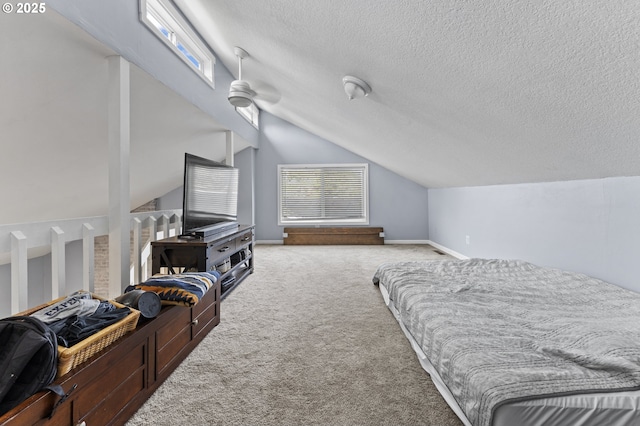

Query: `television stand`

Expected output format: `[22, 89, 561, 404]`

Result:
[186, 221, 239, 239]
[151, 224, 254, 300]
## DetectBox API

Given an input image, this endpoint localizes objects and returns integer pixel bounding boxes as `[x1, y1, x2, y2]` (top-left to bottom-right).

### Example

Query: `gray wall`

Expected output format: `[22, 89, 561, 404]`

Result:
[428, 177, 640, 292]
[255, 112, 429, 242]
[156, 187, 183, 211]
[0, 240, 85, 316]
[158, 114, 428, 242]
[156, 148, 256, 226]
[235, 148, 256, 226]
[0, 258, 48, 316]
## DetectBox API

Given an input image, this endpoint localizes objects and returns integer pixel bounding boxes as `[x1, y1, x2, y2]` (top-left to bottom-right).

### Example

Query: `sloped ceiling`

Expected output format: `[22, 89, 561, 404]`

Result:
[176, 0, 640, 188]
[0, 8, 247, 225]
[2, 2, 639, 225]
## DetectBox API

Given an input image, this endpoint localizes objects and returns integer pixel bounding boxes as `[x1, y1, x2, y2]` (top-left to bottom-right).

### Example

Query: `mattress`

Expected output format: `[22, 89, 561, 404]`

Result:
[375, 259, 640, 426]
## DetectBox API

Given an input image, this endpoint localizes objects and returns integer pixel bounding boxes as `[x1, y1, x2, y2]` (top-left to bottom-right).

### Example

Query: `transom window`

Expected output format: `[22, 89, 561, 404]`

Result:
[278, 164, 369, 225]
[237, 103, 260, 128]
[140, 0, 215, 87]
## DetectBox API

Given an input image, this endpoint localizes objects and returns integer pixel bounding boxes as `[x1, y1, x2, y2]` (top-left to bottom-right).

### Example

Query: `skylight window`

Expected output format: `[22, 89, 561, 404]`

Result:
[140, 0, 215, 87]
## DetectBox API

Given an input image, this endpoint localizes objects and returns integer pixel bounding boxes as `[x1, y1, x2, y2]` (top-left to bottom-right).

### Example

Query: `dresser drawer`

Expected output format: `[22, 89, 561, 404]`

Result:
[155, 307, 192, 375]
[192, 297, 219, 340]
[206, 236, 236, 268]
[76, 342, 146, 425]
[235, 228, 254, 248]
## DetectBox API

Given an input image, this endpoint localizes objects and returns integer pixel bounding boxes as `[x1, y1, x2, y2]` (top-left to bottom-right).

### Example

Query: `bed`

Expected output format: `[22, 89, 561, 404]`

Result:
[372, 258, 640, 426]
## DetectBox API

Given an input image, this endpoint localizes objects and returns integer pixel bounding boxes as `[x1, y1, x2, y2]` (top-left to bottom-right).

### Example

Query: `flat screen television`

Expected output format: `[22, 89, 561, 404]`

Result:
[181, 153, 239, 238]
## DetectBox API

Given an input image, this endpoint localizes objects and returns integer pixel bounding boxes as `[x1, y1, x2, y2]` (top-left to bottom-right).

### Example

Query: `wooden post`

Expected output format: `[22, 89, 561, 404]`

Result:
[51, 226, 65, 299]
[11, 231, 28, 314]
[133, 217, 142, 284]
[225, 130, 234, 166]
[148, 216, 158, 243]
[108, 55, 131, 298]
[160, 215, 169, 240]
[171, 213, 181, 237]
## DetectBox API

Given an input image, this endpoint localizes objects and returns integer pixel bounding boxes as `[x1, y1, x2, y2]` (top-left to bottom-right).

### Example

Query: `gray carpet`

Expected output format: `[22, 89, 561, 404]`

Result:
[126, 244, 463, 426]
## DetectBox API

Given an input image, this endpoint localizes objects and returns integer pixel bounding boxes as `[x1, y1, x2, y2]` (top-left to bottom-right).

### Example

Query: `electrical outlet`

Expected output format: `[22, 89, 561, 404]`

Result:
[465, 235, 470, 245]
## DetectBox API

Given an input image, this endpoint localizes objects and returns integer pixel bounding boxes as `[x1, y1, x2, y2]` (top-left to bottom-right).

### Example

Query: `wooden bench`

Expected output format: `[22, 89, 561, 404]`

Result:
[283, 227, 384, 245]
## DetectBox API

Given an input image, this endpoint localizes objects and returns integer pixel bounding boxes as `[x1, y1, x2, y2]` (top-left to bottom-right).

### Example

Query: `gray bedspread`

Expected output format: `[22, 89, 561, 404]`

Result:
[373, 259, 640, 426]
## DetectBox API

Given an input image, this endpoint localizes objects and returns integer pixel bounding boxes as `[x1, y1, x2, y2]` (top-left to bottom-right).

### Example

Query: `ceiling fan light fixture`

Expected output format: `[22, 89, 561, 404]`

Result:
[228, 46, 255, 107]
[228, 79, 255, 107]
[342, 76, 371, 100]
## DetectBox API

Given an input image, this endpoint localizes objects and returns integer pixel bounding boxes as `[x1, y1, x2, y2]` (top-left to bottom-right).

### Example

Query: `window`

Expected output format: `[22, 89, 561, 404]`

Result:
[140, 0, 215, 87]
[236, 103, 260, 128]
[278, 164, 369, 225]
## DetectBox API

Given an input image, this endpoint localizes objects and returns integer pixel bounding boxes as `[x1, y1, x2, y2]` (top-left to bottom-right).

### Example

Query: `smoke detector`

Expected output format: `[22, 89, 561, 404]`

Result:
[342, 76, 371, 100]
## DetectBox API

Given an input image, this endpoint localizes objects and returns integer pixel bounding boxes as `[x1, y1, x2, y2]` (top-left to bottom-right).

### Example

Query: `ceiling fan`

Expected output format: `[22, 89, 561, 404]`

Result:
[228, 46, 256, 108]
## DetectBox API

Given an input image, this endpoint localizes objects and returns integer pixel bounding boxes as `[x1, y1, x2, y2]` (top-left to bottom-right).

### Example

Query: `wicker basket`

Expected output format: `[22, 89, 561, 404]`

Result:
[19, 292, 140, 378]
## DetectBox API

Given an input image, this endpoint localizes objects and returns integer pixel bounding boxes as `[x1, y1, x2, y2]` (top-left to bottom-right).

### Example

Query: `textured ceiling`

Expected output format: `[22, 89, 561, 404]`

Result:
[176, 0, 640, 188]
[2, 2, 639, 224]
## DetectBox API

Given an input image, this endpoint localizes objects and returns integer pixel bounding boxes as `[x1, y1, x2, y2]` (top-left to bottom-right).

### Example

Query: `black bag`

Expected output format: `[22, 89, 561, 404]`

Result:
[0, 316, 67, 416]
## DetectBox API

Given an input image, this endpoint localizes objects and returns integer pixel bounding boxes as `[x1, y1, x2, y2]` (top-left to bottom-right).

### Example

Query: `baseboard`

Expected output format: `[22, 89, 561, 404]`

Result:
[426, 240, 470, 260]
[384, 240, 431, 244]
[257, 239, 462, 252]
[258, 239, 431, 245]
[256, 239, 468, 259]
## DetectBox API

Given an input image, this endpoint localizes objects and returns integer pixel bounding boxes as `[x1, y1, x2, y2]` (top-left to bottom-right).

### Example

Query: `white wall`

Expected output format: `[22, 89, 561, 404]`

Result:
[46, 0, 258, 147]
[428, 177, 640, 292]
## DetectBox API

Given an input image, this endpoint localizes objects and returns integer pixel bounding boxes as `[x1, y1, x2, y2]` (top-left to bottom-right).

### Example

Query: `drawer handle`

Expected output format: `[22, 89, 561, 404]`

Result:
[192, 319, 199, 326]
[218, 246, 230, 252]
[241, 236, 251, 242]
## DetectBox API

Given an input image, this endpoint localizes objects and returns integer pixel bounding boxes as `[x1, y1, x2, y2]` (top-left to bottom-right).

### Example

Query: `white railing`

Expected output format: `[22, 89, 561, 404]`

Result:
[0, 209, 182, 317]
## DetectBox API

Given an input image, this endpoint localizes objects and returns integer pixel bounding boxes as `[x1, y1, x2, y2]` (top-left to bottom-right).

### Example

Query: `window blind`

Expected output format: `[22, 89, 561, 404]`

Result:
[278, 164, 368, 225]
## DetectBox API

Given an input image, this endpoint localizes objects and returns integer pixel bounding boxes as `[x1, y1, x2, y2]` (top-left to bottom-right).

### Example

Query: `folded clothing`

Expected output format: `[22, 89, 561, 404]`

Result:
[125, 271, 220, 307]
[49, 304, 131, 347]
[30, 291, 100, 324]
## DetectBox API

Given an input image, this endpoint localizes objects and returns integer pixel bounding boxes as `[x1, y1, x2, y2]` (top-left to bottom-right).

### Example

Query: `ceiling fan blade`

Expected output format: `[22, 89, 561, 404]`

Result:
[251, 80, 281, 105]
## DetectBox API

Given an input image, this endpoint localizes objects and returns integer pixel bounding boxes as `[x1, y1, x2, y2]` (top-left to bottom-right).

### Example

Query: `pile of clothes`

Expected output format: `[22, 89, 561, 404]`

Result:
[30, 291, 131, 347]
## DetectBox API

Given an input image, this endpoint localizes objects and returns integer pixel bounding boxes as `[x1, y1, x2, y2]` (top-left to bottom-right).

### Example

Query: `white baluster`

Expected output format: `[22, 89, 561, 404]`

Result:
[160, 214, 169, 240]
[51, 226, 65, 299]
[132, 217, 142, 284]
[11, 231, 28, 314]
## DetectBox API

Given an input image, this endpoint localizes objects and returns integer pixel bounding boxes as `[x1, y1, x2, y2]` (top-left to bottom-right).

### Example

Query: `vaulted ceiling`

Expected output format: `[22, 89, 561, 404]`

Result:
[0, 8, 249, 224]
[1, 2, 639, 225]
[177, 0, 640, 188]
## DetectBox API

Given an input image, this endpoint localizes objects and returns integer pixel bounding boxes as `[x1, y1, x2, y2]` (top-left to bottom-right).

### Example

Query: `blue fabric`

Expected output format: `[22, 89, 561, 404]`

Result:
[125, 271, 220, 306]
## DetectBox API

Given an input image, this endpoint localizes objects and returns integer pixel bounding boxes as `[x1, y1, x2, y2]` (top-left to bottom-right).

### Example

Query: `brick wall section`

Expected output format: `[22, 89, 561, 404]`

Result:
[93, 199, 158, 298]
[93, 235, 109, 298]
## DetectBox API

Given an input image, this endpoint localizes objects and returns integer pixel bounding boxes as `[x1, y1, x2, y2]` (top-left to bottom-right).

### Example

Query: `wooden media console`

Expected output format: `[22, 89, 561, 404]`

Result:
[151, 225, 255, 299]
[1, 225, 255, 425]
